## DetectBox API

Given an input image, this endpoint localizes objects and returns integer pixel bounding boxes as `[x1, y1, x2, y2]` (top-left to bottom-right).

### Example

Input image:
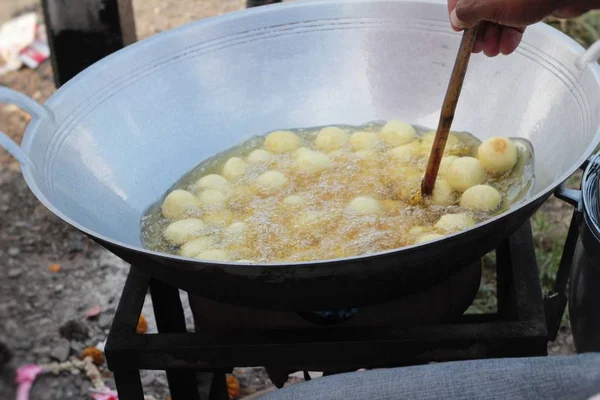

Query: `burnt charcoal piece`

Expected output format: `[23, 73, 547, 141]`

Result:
[59, 319, 90, 341]
[0, 342, 11, 369]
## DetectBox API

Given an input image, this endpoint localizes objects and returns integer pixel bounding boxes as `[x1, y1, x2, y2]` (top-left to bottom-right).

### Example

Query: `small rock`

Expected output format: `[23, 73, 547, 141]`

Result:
[566, 335, 574, 346]
[33, 346, 51, 356]
[59, 320, 89, 341]
[69, 240, 84, 253]
[98, 313, 113, 329]
[50, 339, 70, 362]
[7, 247, 20, 256]
[8, 268, 22, 278]
[54, 284, 64, 293]
[70, 342, 84, 355]
[142, 374, 157, 386]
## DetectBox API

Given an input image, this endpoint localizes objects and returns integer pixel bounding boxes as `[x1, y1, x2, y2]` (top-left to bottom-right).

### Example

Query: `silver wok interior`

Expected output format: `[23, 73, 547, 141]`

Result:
[16, 0, 600, 263]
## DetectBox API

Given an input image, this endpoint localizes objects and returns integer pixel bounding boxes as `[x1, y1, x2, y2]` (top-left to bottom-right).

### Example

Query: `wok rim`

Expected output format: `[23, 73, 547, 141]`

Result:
[18, 0, 600, 268]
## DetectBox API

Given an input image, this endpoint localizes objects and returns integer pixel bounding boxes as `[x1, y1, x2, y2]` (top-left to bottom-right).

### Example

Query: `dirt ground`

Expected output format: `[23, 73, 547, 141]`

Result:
[0, 1, 578, 400]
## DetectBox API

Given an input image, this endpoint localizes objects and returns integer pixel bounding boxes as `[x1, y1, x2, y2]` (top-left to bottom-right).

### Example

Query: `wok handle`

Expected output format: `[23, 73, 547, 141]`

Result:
[0, 87, 53, 165]
[554, 185, 582, 209]
[577, 40, 600, 69]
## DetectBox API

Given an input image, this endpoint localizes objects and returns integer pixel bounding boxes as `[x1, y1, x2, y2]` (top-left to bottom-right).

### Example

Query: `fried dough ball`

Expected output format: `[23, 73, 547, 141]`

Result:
[415, 233, 444, 244]
[388, 142, 419, 163]
[161, 190, 199, 219]
[195, 174, 229, 191]
[431, 179, 455, 206]
[315, 127, 349, 151]
[380, 120, 417, 147]
[446, 157, 486, 192]
[163, 218, 206, 245]
[420, 132, 460, 155]
[255, 171, 288, 194]
[247, 149, 272, 164]
[198, 188, 226, 206]
[460, 184, 502, 211]
[222, 157, 247, 180]
[347, 196, 383, 215]
[295, 150, 333, 174]
[477, 136, 518, 174]
[195, 249, 229, 261]
[438, 156, 459, 177]
[434, 213, 476, 232]
[265, 130, 301, 153]
[224, 222, 248, 243]
[350, 131, 379, 150]
[179, 237, 214, 258]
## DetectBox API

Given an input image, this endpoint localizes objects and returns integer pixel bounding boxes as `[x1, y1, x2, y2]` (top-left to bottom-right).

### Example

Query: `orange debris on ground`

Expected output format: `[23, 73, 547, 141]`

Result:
[80, 347, 105, 365]
[227, 374, 240, 400]
[136, 314, 148, 334]
[48, 263, 61, 273]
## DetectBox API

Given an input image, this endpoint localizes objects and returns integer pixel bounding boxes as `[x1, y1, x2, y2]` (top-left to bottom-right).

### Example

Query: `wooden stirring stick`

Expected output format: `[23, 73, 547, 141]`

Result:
[421, 26, 480, 197]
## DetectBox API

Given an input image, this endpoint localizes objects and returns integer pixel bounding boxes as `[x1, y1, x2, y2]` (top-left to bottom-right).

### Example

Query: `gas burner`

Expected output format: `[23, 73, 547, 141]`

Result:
[105, 221, 554, 400]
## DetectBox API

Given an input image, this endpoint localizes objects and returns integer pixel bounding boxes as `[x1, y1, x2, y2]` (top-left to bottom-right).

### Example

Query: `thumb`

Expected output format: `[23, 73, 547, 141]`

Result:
[451, 0, 505, 28]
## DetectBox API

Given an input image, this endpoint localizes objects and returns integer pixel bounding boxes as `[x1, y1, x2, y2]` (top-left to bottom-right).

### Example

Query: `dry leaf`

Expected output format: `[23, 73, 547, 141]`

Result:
[136, 315, 148, 334]
[48, 263, 61, 273]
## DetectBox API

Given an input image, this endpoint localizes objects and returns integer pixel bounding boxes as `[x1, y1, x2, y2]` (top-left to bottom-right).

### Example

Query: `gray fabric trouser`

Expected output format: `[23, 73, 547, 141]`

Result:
[260, 353, 600, 400]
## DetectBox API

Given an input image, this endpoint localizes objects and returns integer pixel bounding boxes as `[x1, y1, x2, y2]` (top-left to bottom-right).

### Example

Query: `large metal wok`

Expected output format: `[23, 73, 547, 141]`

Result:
[2, 0, 600, 311]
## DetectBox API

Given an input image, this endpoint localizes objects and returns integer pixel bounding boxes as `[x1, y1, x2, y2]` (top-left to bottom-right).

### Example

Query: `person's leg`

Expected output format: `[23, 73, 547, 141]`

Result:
[260, 354, 600, 400]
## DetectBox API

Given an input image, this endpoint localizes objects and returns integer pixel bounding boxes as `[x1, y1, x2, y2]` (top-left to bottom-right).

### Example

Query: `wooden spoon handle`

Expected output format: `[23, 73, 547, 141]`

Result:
[421, 26, 480, 197]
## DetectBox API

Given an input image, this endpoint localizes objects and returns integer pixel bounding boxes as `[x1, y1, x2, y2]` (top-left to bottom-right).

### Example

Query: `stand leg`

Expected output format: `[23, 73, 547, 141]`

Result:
[113, 369, 145, 400]
[149, 279, 200, 400]
[209, 371, 230, 400]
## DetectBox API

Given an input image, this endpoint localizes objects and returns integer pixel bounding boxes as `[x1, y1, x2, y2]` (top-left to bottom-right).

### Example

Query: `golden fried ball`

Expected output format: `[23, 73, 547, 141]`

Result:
[179, 237, 214, 258]
[247, 149, 272, 164]
[295, 150, 333, 174]
[350, 131, 379, 150]
[195, 174, 229, 191]
[477, 136, 518, 174]
[446, 157, 486, 192]
[438, 155, 459, 177]
[415, 233, 445, 244]
[161, 190, 199, 219]
[163, 218, 206, 245]
[198, 188, 226, 206]
[434, 213, 476, 232]
[195, 249, 230, 261]
[255, 170, 288, 194]
[380, 120, 417, 147]
[347, 196, 383, 215]
[431, 179, 455, 206]
[264, 130, 301, 153]
[315, 127, 349, 151]
[460, 184, 502, 211]
[222, 157, 248, 180]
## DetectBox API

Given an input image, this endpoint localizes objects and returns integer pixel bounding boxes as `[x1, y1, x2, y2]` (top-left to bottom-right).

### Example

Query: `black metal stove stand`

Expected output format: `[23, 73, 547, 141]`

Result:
[105, 222, 550, 400]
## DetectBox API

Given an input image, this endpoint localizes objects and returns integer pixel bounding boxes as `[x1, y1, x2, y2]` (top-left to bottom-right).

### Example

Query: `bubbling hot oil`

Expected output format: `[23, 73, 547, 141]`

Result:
[141, 121, 534, 263]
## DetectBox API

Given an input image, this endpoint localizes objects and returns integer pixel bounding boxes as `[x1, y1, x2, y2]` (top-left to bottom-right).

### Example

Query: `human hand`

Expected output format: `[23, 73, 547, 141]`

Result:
[448, 0, 599, 56]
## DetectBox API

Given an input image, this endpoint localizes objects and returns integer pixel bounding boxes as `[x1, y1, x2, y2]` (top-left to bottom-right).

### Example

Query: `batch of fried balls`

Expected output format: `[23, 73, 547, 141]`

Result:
[148, 120, 524, 263]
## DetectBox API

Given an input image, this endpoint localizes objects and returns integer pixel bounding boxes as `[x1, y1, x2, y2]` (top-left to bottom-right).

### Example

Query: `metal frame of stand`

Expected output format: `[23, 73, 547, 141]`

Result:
[104, 222, 549, 400]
